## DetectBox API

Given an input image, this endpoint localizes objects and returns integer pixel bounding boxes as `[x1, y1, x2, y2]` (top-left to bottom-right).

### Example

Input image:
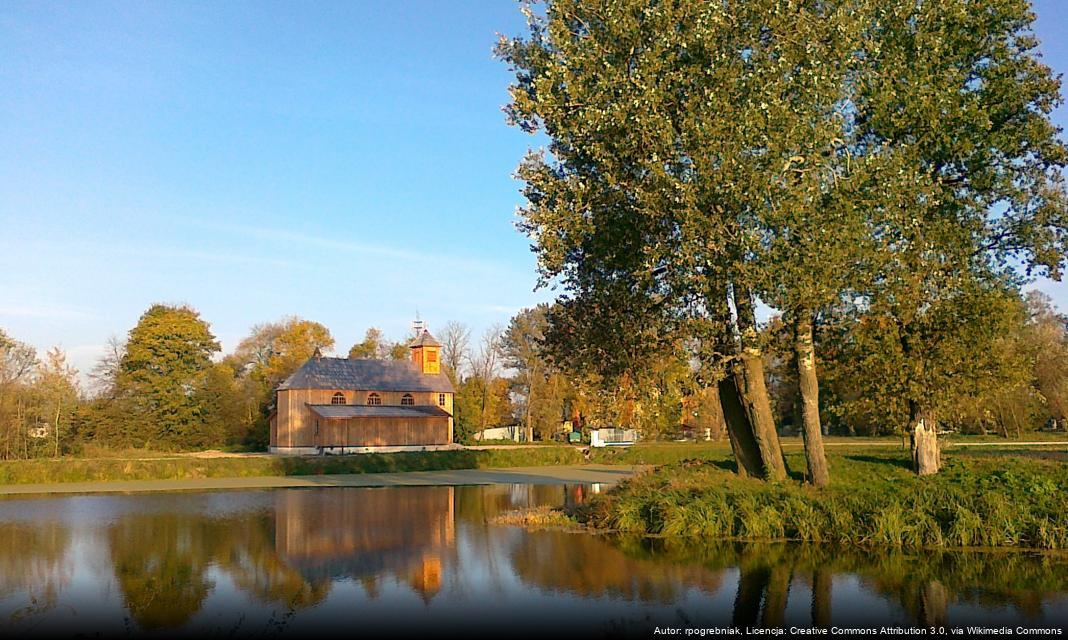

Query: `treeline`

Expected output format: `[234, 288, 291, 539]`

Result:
[1, 286, 1066, 459]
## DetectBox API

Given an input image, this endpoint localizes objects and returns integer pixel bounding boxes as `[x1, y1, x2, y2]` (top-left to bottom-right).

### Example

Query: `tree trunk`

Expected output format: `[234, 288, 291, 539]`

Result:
[54, 401, 61, 458]
[920, 580, 948, 628]
[793, 313, 830, 487]
[811, 568, 832, 628]
[719, 375, 764, 477]
[731, 564, 769, 628]
[909, 403, 940, 476]
[734, 287, 787, 481]
[760, 564, 792, 627]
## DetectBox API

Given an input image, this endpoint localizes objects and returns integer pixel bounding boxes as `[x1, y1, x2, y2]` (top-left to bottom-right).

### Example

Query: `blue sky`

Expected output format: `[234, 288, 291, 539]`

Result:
[2, 0, 1067, 380]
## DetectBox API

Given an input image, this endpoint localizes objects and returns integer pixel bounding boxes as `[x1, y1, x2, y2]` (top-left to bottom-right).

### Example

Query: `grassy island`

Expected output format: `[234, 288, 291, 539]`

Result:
[573, 449, 1068, 550]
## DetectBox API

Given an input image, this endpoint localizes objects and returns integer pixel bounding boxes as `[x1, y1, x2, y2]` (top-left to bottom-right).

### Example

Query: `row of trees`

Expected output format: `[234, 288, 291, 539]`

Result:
[496, 0, 1068, 480]
[1, 286, 1066, 459]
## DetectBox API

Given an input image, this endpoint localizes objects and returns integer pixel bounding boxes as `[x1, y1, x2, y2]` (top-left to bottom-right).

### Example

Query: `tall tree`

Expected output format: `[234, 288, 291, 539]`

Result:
[35, 347, 80, 458]
[468, 325, 506, 432]
[348, 327, 389, 360]
[500, 0, 879, 480]
[502, 306, 551, 438]
[850, 0, 1068, 473]
[0, 329, 36, 458]
[117, 304, 221, 449]
[231, 317, 334, 447]
[438, 321, 473, 384]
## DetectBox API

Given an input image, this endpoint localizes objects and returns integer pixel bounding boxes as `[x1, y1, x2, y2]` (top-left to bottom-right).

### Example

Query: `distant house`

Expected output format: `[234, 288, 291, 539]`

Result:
[269, 330, 455, 454]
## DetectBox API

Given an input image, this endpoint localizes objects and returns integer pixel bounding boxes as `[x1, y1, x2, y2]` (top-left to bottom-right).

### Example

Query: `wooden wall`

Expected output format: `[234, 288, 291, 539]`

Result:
[316, 416, 450, 447]
[274, 388, 454, 448]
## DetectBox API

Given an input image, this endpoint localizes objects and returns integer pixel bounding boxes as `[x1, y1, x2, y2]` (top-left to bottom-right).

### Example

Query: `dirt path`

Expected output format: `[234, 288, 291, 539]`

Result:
[0, 464, 639, 497]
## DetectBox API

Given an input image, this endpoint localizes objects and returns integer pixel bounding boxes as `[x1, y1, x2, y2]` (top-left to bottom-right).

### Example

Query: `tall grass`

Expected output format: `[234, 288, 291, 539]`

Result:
[578, 451, 1068, 550]
[0, 447, 586, 485]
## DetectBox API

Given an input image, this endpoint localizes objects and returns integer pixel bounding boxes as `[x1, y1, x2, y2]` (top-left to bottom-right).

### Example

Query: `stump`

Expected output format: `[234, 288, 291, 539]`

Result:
[912, 418, 940, 476]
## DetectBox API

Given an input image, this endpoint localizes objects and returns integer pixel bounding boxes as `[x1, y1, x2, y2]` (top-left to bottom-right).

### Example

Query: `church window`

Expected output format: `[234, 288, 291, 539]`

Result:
[438, 393, 446, 407]
[331, 393, 346, 405]
[367, 392, 382, 406]
[401, 394, 414, 406]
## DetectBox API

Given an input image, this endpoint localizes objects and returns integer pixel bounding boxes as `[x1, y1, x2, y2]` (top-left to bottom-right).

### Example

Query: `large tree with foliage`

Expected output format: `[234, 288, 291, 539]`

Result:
[497, 0, 879, 481]
[846, 0, 1068, 473]
[499, 0, 1067, 479]
[116, 304, 221, 449]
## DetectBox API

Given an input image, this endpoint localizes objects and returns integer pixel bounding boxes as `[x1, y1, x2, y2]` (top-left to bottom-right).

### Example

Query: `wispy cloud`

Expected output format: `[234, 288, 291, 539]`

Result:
[186, 218, 512, 276]
[0, 303, 94, 320]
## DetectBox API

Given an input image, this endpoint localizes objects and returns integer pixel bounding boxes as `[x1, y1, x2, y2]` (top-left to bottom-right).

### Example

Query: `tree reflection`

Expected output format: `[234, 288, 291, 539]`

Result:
[0, 522, 72, 623]
[510, 530, 724, 602]
[107, 514, 214, 630]
[628, 539, 1068, 627]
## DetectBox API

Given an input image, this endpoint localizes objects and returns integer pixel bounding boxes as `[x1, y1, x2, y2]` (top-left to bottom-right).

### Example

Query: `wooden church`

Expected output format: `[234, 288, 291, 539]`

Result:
[269, 328, 455, 454]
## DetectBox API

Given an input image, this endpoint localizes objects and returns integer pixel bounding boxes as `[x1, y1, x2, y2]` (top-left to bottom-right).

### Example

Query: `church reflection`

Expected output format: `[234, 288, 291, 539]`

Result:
[273, 486, 456, 602]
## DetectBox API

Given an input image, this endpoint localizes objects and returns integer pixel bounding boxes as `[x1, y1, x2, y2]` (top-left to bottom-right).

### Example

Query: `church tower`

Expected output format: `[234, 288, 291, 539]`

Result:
[410, 329, 442, 375]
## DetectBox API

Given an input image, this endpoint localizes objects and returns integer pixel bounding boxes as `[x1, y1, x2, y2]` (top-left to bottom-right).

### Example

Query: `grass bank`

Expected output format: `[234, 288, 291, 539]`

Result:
[0, 447, 585, 485]
[574, 450, 1068, 550]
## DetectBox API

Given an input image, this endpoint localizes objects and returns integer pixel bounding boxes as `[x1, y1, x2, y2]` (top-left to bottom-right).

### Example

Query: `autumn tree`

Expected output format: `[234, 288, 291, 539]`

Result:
[34, 347, 80, 457]
[0, 329, 37, 458]
[348, 327, 388, 360]
[230, 317, 334, 447]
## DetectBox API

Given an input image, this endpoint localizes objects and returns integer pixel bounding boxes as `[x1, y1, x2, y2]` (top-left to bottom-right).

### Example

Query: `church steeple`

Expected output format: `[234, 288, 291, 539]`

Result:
[409, 329, 442, 375]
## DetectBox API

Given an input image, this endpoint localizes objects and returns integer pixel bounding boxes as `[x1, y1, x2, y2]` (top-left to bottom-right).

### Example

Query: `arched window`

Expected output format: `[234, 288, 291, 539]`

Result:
[401, 394, 414, 406]
[331, 392, 346, 405]
[367, 392, 381, 406]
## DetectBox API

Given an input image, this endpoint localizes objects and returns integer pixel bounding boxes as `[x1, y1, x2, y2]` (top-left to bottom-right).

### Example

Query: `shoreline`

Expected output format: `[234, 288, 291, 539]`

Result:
[0, 464, 637, 497]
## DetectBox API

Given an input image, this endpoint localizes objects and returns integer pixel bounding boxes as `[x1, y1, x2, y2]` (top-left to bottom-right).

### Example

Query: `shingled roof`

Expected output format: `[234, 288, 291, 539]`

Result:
[409, 329, 442, 348]
[277, 357, 454, 393]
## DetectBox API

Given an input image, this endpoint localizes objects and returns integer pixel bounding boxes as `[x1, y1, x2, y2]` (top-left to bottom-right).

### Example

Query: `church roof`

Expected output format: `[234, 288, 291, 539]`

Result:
[307, 405, 451, 419]
[277, 357, 454, 393]
[409, 329, 442, 348]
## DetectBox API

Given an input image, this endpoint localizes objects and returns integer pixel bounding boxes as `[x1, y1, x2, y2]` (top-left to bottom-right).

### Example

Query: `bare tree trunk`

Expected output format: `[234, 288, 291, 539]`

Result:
[54, 401, 61, 458]
[909, 402, 940, 476]
[734, 287, 787, 481]
[793, 312, 829, 487]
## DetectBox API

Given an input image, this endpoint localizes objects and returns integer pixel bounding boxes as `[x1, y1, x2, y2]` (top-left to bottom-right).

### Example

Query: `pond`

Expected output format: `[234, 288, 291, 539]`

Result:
[0, 484, 1064, 637]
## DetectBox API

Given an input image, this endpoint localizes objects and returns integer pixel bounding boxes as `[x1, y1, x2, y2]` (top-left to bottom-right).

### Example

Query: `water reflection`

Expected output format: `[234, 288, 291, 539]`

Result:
[0, 486, 1063, 637]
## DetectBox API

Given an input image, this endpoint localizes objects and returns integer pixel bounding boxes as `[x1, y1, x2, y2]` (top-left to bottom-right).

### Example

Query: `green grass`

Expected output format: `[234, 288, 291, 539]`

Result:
[574, 449, 1068, 550]
[0, 446, 585, 485]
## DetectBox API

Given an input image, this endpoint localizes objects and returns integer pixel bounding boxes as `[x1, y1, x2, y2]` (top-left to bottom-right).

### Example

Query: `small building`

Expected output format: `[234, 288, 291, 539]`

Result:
[473, 425, 534, 443]
[590, 428, 639, 448]
[269, 329, 455, 454]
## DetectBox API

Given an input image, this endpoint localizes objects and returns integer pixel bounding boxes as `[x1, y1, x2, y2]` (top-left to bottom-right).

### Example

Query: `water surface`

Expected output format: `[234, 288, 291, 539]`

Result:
[0, 485, 1064, 637]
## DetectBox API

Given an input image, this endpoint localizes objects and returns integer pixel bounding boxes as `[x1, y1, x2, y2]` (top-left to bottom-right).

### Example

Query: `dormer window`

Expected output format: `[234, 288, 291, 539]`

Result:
[331, 393, 346, 405]
[401, 394, 414, 406]
[367, 392, 381, 406]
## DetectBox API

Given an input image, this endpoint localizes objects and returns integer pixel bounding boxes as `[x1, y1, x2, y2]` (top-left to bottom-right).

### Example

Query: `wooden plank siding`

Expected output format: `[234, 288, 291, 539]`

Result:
[275, 388, 453, 448]
[315, 416, 450, 447]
